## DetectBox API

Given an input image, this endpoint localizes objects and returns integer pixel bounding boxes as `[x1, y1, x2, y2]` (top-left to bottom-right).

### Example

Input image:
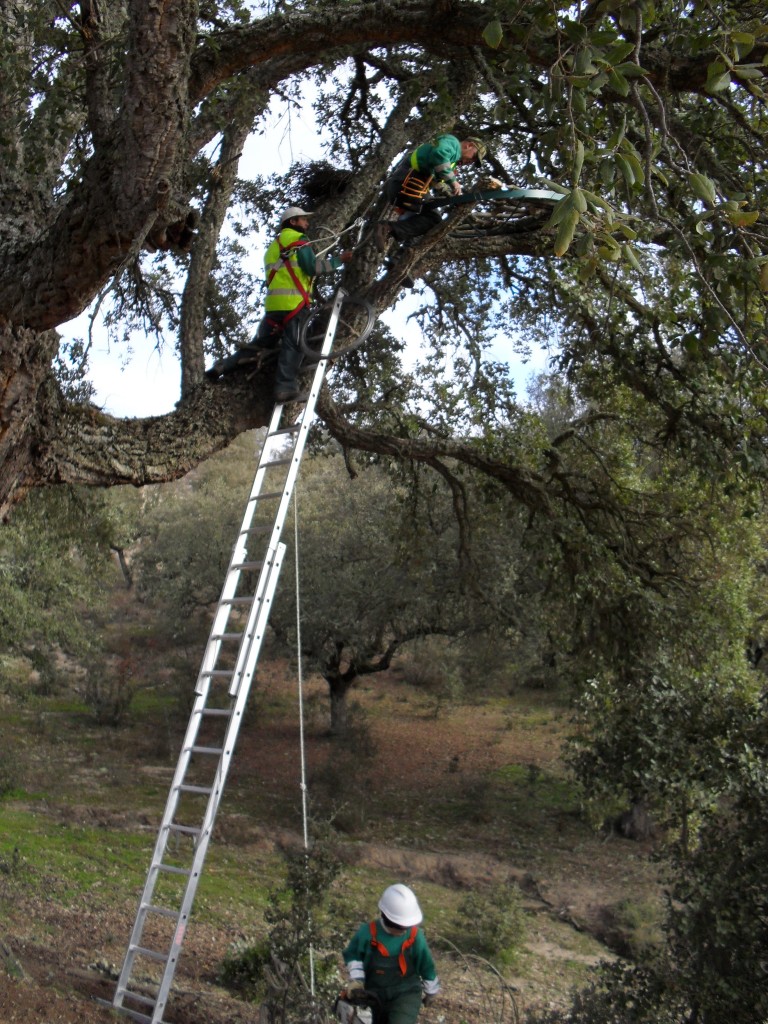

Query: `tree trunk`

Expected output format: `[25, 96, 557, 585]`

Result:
[613, 797, 656, 842]
[328, 674, 355, 736]
[0, 323, 59, 512]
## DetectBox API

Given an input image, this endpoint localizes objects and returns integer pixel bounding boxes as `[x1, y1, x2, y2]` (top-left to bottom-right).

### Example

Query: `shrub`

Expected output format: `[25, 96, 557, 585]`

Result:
[217, 937, 271, 999]
[453, 883, 527, 966]
[0, 747, 20, 798]
[217, 827, 344, 1024]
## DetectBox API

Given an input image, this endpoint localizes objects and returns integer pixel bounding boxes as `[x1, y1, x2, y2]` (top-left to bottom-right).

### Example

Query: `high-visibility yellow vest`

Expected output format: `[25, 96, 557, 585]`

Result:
[264, 228, 313, 313]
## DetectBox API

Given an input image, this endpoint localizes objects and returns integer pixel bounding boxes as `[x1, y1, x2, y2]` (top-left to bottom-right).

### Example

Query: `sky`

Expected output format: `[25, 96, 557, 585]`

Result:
[60, 99, 553, 419]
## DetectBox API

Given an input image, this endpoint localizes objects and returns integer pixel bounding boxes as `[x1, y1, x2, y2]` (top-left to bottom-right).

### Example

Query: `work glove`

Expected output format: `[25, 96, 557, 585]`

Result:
[345, 979, 365, 995]
[422, 993, 437, 1007]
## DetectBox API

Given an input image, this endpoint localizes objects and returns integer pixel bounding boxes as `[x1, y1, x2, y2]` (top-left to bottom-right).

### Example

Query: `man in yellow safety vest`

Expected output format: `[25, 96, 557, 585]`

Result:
[256, 205, 353, 402]
[206, 205, 352, 401]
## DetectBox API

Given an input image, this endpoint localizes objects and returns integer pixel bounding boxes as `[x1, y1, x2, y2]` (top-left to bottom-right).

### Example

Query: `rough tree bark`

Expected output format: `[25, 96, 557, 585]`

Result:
[0, 0, 764, 515]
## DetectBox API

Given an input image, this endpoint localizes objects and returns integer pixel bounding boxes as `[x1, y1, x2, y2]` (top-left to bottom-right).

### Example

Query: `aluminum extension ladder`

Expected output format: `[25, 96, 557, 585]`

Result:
[108, 288, 349, 1024]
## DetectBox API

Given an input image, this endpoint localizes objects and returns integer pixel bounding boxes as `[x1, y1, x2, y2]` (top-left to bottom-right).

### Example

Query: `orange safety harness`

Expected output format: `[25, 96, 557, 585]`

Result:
[369, 920, 418, 976]
[266, 238, 313, 327]
[395, 169, 434, 211]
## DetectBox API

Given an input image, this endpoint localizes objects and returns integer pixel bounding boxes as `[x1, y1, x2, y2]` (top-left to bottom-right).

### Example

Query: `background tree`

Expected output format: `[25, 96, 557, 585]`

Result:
[0, 486, 115, 690]
[270, 452, 522, 733]
[2, 6, 767, 1015]
[525, 692, 768, 1024]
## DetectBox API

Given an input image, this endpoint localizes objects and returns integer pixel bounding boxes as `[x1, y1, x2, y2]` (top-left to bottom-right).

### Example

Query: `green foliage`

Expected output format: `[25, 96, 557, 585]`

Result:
[569, 669, 762, 832]
[218, 827, 345, 1023]
[452, 883, 527, 967]
[131, 434, 259, 642]
[525, 696, 768, 1024]
[660, 714, 768, 1024]
[0, 487, 115, 660]
[309, 706, 378, 833]
[81, 653, 137, 727]
[0, 742, 20, 799]
[270, 451, 527, 730]
[217, 936, 272, 999]
[595, 897, 664, 961]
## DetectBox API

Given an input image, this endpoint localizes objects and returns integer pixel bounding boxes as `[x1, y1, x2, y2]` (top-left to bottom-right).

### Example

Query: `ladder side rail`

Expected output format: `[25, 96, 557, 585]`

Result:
[193, 405, 287, 696]
[226, 290, 343, 700]
[116, 417, 296, 1001]
[239, 288, 345, 602]
[112, 678, 214, 1009]
[115, 544, 286, 1018]
[225, 384, 322, 699]
[114, 540, 284, 1010]
[114, 287, 348, 1021]
[149, 543, 287, 1023]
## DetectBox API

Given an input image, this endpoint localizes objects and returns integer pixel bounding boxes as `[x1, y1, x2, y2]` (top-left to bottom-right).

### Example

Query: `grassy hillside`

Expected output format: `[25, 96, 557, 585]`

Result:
[0, 632, 663, 1024]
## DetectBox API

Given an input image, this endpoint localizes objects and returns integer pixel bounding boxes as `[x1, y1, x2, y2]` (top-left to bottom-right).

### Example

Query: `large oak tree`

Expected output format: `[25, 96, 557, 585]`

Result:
[1, 0, 766, 521]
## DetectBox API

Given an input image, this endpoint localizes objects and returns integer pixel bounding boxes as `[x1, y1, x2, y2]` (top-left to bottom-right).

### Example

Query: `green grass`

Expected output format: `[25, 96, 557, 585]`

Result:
[0, 657, 665, 1021]
[0, 802, 282, 928]
[493, 763, 582, 815]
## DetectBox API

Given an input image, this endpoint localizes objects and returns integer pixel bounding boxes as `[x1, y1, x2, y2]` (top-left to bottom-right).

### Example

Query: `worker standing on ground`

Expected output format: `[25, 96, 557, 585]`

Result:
[376, 134, 487, 250]
[343, 883, 440, 1024]
[206, 205, 352, 402]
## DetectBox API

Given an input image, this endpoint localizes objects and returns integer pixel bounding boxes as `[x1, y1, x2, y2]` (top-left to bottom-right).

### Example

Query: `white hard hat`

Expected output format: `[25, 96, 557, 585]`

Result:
[280, 205, 314, 224]
[379, 884, 423, 927]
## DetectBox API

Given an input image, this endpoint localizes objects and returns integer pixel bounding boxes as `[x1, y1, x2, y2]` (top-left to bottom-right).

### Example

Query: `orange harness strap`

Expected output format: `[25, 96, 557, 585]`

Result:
[267, 238, 312, 323]
[369, 921, 418, 976]
[399, 169, 433, 201]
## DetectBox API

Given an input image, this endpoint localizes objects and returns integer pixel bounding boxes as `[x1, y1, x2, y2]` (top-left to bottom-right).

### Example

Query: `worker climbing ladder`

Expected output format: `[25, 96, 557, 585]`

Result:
[107, 288, 372, 1024]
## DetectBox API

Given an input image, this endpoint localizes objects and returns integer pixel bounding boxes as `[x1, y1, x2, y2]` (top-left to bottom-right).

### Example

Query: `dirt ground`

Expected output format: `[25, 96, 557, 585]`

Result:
[0, 666, 660, 1024]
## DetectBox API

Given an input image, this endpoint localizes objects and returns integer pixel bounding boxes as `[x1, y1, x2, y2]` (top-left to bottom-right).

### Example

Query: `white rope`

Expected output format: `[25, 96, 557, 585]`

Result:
[311, 215, 368, 257]
[293, 485, 316, 997]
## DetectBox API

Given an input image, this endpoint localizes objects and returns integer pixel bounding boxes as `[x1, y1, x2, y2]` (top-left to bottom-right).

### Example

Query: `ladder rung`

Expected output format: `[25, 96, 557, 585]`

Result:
[231, 560, 264, 570]
[249, 490, 284, 502]
[220, 596, 253, 606]
[200, 670, 233, 679]
[262, 457, 292, 468]
[201, 707, 232, 717]
[177, 783, 213, 795]
[211, 632, 242, 641]
[188, 745, 224, 756]
[269, 424, 300, 437]
[157, 862, 193, 875]
[119, 990, 156, 1008]
[167, 824, 201, 837]
[131, 945, 170, 963]
[239, 525, 270, 536]
[145, 904, 182, 919]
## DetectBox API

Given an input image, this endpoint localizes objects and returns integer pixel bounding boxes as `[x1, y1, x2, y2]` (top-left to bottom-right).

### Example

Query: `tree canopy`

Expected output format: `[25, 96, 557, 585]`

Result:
[0, 0, 766, 521]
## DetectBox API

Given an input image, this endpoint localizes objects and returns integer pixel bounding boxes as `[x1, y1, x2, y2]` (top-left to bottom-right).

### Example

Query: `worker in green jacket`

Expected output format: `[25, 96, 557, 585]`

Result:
[376, 134, 487, 250]
[206, 205, 351, 402]
[343, 884, 440, 1024]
